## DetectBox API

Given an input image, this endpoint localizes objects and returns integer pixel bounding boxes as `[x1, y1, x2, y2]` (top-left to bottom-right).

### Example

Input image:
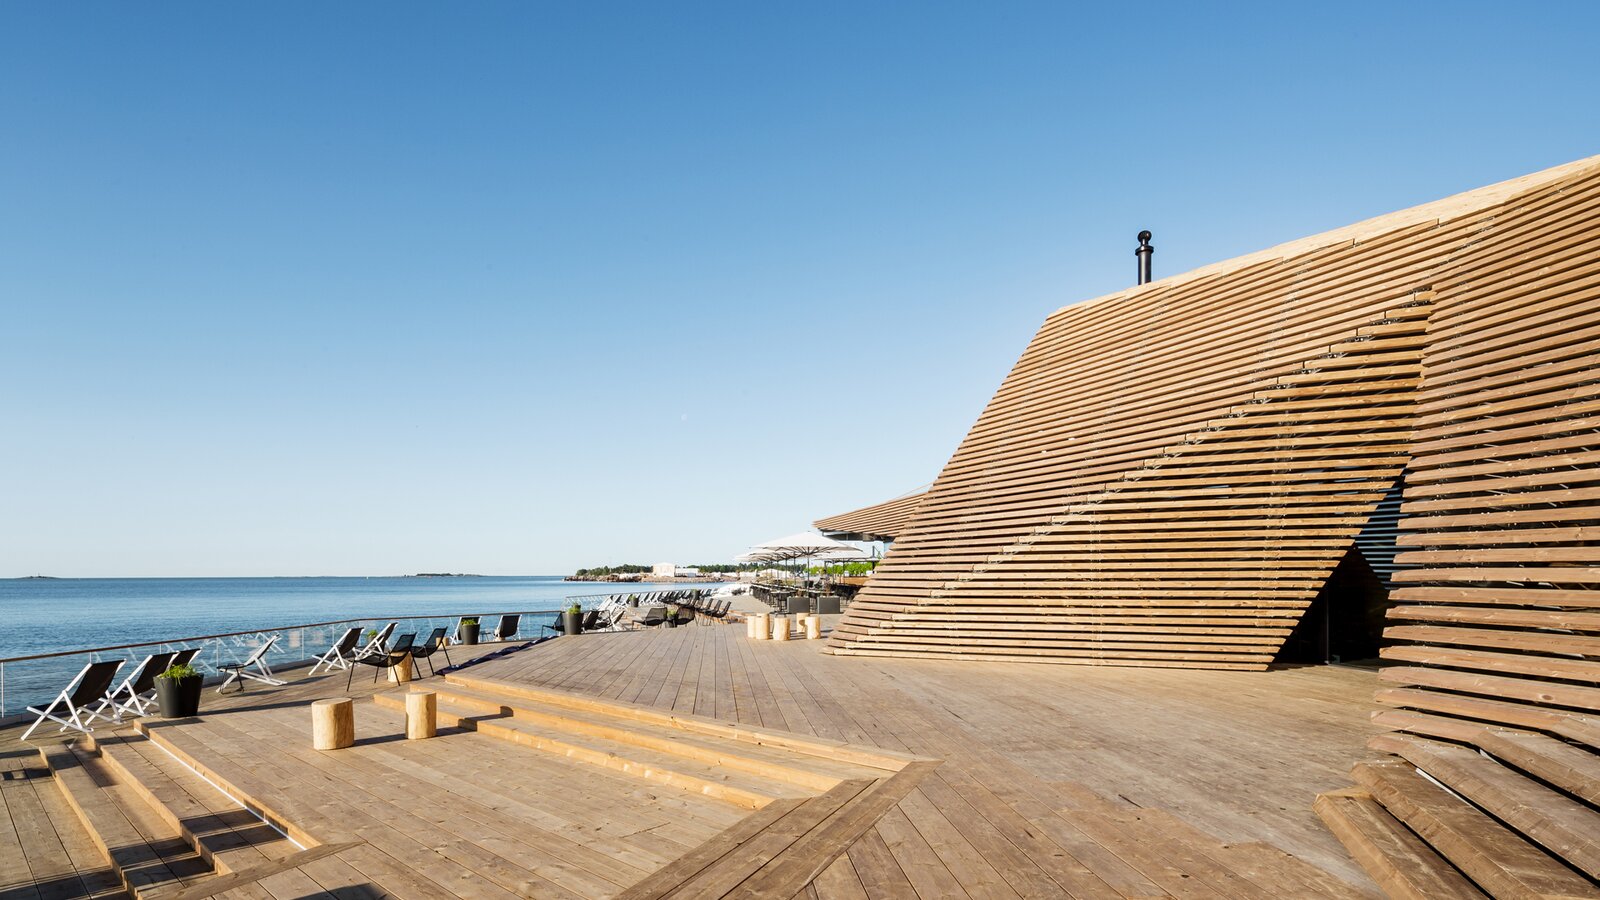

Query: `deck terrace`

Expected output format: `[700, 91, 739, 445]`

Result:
[4, 623, 1385, 898]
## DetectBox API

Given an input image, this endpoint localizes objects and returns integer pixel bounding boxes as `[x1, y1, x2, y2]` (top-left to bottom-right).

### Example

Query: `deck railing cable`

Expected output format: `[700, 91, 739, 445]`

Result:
[0, 607, 565, 718]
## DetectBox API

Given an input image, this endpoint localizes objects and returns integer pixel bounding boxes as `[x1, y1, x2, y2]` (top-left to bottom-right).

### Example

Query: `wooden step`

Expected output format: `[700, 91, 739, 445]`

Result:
[88, 732, 336, 899]
[1371, 708, 1502, 743]
[409, 682, 886, 790]
[1375, 732, 1600, 879]
[1476, 728, 1600, 806]
[1555, 716, 1600, 752]
[40, 745, 215, 899]
[443, 671, 919, 770]
[1351, 758, 1600, 899]
[371, 691, 808, 810]
[1314, 787, 1486, 900]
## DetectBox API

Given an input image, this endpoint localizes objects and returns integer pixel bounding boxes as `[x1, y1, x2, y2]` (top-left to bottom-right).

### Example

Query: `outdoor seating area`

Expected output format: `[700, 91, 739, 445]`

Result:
[751, 581, 844, 615]
[627, 589, 733, 628]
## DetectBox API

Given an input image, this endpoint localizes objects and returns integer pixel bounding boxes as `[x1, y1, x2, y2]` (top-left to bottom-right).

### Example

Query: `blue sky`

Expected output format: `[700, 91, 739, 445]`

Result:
[3, 3, 1597, 576]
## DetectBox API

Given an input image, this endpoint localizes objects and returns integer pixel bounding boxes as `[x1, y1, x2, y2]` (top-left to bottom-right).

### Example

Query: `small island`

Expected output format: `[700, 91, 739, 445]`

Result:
[407, 573, 483, 578]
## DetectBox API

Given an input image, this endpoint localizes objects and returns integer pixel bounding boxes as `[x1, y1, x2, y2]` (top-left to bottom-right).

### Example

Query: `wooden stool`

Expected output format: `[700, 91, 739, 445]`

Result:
[752, 613, 770, 640]
[311, 698, 354, 751]
[772, 615, 790, 642]
[406, 691, 437, 740]
[804, 615, 822, 640]
[387, 653, 414, 684]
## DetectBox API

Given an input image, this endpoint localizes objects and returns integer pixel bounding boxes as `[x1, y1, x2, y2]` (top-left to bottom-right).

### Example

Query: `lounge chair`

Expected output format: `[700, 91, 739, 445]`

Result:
[21, 660, 125, 740]
[106, 651, 176, 719]
[348, 633, 415, 688]
[215, 635, 286, 693]
[636, 606, 667, 628]
[170, 647, 201, 669]
[352, 623, 397, 661]
[309, 627, 363, 675]
[492, 614, 520, 642]
[580, 610, 599, 631]
[594, 605, 628, 632]
[411, 628, 452, 677]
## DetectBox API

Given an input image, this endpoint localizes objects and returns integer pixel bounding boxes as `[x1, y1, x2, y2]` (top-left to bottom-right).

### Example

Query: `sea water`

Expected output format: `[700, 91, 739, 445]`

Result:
[0, 575, 716, 717]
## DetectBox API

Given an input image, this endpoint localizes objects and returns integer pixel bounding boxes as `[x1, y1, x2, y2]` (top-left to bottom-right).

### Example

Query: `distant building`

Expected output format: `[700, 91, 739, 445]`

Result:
[651, 562, 676, 578]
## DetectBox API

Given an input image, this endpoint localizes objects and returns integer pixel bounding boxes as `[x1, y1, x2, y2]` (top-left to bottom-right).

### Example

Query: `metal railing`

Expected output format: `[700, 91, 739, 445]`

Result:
[0, 607, 565, 719]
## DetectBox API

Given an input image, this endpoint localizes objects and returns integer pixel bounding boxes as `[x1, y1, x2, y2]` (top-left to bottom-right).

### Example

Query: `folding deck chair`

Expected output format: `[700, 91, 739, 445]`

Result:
[352, 623, 397, 662]
[309, 626, 363, 675]
[215, 635, 285, 693]
[106, 651, 176, 719]
[21, 660, 125, 740]
[492, 614, 520, 642]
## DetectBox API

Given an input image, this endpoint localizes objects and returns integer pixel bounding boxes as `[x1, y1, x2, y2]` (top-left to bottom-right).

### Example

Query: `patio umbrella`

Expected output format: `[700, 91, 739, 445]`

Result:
[749, 532, 867, 580]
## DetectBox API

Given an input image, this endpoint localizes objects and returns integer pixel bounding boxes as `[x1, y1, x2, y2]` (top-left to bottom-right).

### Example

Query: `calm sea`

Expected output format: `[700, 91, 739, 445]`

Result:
[0, 575, 715, 716]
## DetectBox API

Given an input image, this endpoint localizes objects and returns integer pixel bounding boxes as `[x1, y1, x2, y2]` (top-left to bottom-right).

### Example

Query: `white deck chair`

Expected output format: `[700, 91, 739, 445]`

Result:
[106, 651, 176, 719]
[21, 659, 125, 740]
[215, 635, 285, 693]
[308, 626, 363, 674]
[351, 622, 397, 662]
[492, 614, 520, 642]
[595, 605, 628, 632]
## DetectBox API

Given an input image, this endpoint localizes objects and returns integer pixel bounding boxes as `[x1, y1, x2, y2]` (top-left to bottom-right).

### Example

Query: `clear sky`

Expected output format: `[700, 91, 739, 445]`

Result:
[3, 3, 1597, 577]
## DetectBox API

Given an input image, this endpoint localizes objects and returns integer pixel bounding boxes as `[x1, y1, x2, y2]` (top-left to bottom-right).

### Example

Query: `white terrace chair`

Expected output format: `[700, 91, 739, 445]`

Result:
[21, 659, 125, 740]
[215, 635, 285, 693]
[107, 650, 176, 719]
[308, 626, 363, 675]
[491, 614, 520, 642]
[352, 622, 397, 662]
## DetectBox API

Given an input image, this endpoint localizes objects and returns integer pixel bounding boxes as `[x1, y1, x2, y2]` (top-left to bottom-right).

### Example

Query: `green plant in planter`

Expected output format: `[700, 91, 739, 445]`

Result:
[568, 602, 582, 614]
[364, 628, 379, 641]
[157, 663, 199, 682]
[461, 618, 478, 626]
[155, 662, 203, 718]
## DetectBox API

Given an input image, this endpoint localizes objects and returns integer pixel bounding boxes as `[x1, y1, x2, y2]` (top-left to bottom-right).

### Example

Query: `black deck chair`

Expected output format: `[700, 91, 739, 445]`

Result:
[410, 627, 453, 677]
[107, 650, 176, 719]
[637, 606, 667, 628]
[348, 632, 415, 689]
[22, 659, 125, 740]
[541, 612, 565, 634]
[580, 610, 599, 631]
[492, 614, 520, 642]
[169, 647, 201, 670]
[673, 607, 696, 627]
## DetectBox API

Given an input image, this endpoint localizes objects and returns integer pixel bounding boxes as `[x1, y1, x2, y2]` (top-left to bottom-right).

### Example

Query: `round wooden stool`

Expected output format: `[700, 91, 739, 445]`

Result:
[311, 698, 354, 751]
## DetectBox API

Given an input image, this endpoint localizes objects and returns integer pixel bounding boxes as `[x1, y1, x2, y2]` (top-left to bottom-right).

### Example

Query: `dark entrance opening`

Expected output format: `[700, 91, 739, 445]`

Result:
[1275, 547, 1393, 665]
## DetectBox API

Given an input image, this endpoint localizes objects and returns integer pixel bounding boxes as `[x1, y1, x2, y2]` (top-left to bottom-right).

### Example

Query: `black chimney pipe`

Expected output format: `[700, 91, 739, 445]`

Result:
[1135, 231, 1154, 285]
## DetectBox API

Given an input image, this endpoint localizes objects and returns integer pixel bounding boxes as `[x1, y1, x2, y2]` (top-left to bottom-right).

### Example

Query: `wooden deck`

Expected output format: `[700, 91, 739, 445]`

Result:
[4, 626, 1386, 898]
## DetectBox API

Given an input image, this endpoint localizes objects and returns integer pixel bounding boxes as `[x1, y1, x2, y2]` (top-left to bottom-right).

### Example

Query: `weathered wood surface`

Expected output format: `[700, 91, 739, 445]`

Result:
[471, 622, 1380, 896]
[5, 625, 1382, 898]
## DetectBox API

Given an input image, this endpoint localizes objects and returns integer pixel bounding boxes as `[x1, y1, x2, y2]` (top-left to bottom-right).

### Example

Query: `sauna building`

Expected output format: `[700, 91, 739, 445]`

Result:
[821, 154, 1600, 894]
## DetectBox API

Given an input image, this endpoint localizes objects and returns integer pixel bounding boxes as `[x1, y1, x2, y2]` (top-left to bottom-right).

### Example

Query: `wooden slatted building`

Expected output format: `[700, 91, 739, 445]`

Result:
[820, 152, 1600, 895]
[825, 153, 1600, 671]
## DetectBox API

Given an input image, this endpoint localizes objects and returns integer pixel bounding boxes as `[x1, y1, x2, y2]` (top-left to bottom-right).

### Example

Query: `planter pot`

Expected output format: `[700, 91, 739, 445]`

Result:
[461, 623, 480, 645]
[155, 676, 203, 718]
[563, 610, 583, 636]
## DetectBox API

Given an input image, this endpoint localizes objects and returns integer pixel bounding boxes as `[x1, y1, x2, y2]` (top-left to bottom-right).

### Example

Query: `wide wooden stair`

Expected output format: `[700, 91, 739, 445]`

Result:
[1316, 716, 1600, 898]
[371, 672, 909, 810]
[38, 733, 366, 900]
